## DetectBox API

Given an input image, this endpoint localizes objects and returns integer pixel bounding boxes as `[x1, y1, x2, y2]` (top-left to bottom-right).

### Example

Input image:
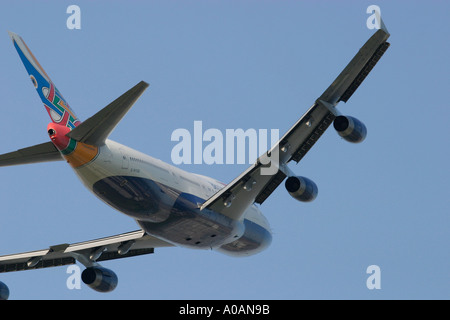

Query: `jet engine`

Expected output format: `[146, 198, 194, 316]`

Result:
[333, 115, 367, 143]
[285, 176, 318, 202]
[81, 267, 118, 293]
[0, 281, 9, 300]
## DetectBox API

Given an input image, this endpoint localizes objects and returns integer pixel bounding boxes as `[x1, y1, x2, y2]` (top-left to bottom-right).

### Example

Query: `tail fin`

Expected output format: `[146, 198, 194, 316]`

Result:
[8, 31, 80, 129]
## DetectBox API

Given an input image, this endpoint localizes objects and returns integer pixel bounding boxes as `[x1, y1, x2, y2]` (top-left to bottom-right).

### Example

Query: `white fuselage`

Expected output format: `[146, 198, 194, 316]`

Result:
[72, 139, 272, 257]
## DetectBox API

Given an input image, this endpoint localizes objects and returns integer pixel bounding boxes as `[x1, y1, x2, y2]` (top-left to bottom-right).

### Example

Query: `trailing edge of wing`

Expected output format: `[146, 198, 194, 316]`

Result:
[200, 24, 391, 219]
[0, 141, 62, 167]
[67, 81, 149, 146]
[319, 27, 390, 104]
[0, 230, 173, 273]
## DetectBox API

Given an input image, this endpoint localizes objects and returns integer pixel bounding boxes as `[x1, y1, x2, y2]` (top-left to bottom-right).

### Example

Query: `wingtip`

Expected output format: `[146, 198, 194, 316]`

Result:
[140, 80, 150, 88]
[379, 18, 390, 36]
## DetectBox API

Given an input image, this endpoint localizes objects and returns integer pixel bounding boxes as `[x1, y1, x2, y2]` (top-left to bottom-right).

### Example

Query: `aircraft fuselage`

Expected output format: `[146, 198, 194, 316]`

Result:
[72, 139, 272, 257]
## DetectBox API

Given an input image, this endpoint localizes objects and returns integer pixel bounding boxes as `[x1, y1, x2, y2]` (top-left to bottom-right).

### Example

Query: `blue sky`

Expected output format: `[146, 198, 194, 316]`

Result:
[0, 1, 448, 300]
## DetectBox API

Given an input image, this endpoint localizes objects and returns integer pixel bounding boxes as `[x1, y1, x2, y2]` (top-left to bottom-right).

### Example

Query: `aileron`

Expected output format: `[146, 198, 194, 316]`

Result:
[319, 28, 390, 104]
[200, 25, 390, 218]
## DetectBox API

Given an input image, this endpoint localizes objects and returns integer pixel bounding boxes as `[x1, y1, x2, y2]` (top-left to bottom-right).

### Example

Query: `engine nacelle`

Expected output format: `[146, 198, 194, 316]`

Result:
[285, 176, 318, 202]
[81, 267, 118, 293]
[333, 115, 367, 143]
[0, 281, 9, 300]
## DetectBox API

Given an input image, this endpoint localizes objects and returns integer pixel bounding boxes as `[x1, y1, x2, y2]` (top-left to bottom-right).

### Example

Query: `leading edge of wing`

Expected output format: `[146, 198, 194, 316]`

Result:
[0, 230, 173, 273]
[200, 23, 391, 219]
[200, 101, 334, 218]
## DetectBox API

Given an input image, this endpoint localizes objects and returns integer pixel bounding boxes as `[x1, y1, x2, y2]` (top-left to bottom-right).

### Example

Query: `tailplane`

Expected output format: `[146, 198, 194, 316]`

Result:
[67, 81, 149, 146]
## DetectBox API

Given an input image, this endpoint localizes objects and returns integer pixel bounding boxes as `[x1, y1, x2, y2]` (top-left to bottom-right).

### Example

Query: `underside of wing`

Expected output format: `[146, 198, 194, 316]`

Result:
[200, 103, 332, 219]
[201, 24, 390, 220]
[320, 27, 390, 104]
[0, 230, 173, 273]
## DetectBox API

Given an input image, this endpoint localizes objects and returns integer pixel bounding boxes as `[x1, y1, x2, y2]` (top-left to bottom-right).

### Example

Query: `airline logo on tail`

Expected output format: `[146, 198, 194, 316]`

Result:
[8, 31, 98, 168]
[7, 32, 149, 169]
[9, 31, 80, 129]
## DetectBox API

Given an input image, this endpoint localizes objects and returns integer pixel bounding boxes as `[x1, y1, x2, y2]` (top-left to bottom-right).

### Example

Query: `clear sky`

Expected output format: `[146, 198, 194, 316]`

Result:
[0, 0, 448, 300]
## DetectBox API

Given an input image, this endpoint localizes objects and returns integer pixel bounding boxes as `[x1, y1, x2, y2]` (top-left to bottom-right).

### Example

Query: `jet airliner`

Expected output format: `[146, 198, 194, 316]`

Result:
[0, 22, 390, 299]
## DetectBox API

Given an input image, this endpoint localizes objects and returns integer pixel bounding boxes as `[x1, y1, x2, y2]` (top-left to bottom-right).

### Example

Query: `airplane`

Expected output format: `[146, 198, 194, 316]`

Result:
[0, 22, 390, 299]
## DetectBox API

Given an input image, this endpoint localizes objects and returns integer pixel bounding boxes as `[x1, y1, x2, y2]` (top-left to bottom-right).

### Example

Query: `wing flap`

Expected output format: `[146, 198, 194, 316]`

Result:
[202, 165, 278, 219]
[0, 230, 173, 273]
[254, 169, 287, 205]
[201, 25, 390, 219]
[0, 141, 62, 167]
[201, 101, 337, 214]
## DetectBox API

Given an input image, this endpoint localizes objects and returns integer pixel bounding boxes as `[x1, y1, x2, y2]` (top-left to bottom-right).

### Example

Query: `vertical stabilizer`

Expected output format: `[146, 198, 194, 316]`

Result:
[8, 31, 80, 129]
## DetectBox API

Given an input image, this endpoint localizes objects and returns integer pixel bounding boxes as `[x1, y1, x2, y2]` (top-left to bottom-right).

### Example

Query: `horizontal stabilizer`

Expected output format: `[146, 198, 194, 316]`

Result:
[0, 141, 62, 167]
[67, 81, 149, 146]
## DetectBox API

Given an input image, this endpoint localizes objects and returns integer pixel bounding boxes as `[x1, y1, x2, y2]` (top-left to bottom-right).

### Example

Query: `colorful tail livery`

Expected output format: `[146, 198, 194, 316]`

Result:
[8, 31, 80, 129]
[1, 32, 148, 168]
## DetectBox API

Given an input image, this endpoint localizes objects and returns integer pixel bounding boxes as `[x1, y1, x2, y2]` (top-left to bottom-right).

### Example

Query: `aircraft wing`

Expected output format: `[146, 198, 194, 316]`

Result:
[201, 26, 390, 220]
[0, 230, 173, 273]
